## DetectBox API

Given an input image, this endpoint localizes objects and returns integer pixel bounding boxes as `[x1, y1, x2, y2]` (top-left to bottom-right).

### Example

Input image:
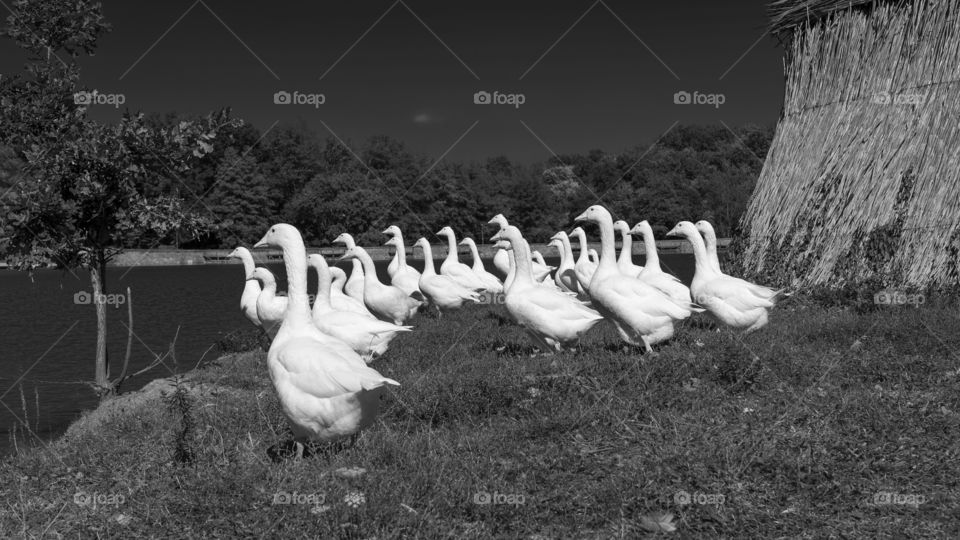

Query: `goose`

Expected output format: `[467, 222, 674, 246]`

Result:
[383, 233, 424, 300]
[487, 214, 551, 282]
[415, 238, 482, 315]
[630, 221, 693, 305]
[329, 267, 376, 318]
[667, 221, 780, 333]
[252, 224, 399, 454]
[247, 267, 286, 339]
[458, 237, 504, 294]
[307, 254, 412, 362]
[340, 245, 421, 325]
[569, 227, 598, 293]
[437, 226, 490, 290]
[575, 205, 700, 352]
[613, 220, 644, 277]
[491, 226, 603, 352]
[694, 220, 723, 274]
[228, 247, 262, 328]
[382, 226, 404, 279]
[549, 231, 585, 296]
[333, 233, 365, 302]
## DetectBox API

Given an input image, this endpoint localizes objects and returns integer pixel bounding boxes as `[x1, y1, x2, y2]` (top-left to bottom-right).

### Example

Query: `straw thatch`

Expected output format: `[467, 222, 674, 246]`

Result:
[740, 0, 960, 289]
[768, 0, 906, 36]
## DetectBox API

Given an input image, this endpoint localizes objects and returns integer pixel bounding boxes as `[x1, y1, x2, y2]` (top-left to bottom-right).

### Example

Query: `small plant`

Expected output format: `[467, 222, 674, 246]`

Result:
[165, 378, 196, 465]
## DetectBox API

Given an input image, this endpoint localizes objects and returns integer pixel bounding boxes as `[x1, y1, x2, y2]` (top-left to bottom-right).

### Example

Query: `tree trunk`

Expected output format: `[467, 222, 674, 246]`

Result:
[90, 254, 111, 397]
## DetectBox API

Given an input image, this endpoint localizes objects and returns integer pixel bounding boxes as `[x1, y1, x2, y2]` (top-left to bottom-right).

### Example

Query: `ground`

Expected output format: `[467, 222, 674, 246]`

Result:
[2, 298, 959, 538]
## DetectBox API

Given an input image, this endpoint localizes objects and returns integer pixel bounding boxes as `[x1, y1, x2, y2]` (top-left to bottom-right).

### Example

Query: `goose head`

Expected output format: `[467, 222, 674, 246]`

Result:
[382, 225, 401, 238]
[547, 239, 562, 252]
[492, 240, 511, 250]
[694, 220, 717, 240]
[569, 226, 587, 242]
[254, 224, 300, 249]
[488, 214, 509, 231]
[227, 246, 250, 259]
[436, 226, 455, 238]
[338, 246, 360, 261]
[333, 233, 355, 247]
[666, 221, 698, 240]
[306, 253, 328, 270]
[329, 266, 348, 285]
[629, 220, 653, 237]
[384, 236, 398, 248]
[458, 237, 477, 249]
[414, 237, 431, 253]
[247, 266, 277, 287]
[490, 225, 522, 246]
[574, 205, 612, 226]
[613, 220, 630, 235]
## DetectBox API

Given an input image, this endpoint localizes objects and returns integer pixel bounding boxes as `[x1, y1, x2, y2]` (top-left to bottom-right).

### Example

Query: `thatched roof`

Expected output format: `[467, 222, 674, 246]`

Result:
[741, 0, 960, 289]
[769, 0, 910, 35]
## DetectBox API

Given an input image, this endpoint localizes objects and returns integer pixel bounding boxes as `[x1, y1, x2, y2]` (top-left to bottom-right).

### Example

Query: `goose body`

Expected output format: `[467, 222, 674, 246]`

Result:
[342, 245, 421, 325]
[576, 206, 700, 352]
[229, 247, 262, 328]
[437, 226, 489, 290]
[415, 238, 482, 314]
[248, 267, 286, 339]
[459, 237, 504, 294]
[253, 224, 399, 445]
[308, 254, 411, 362]
[329, 267, 376, 318]
[613, 220, 644, 277]
[630, 220, 692, 305]
[491, 227, 603, 352]
[668, 221, 781, 332]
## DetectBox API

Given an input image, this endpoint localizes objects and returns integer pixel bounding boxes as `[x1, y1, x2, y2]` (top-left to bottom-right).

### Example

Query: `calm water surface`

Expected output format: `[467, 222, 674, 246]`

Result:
[0, 254, 694, 454]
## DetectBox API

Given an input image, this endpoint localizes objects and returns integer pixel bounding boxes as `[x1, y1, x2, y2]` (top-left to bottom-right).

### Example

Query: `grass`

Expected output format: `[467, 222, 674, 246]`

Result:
[2, 298, 960, 538]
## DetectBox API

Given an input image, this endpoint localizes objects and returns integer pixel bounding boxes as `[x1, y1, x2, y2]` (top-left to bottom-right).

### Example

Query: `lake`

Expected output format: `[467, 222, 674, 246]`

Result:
[0, 253, 695, 454]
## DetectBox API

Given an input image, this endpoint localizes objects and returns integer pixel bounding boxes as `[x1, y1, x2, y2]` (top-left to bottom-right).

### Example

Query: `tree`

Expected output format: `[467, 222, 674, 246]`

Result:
[205, 147, 272, 246]
[0, 0, 238, 397]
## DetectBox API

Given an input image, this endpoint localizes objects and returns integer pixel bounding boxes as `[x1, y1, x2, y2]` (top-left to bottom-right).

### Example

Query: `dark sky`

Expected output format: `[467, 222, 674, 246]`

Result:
[1, 0, 784, 162]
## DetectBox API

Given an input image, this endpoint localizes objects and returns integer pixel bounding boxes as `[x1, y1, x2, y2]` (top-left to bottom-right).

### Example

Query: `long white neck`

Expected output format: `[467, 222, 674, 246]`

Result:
[351, 259, 365, 280]
[419, 242, 436, 276]
[309, 259, 333, 310]
[237, 250, 260, 304]
[278, 237, 311, 326]
[442, 231, 458, 264]
[684, 228, 714, 277]
[640, 226, 661, 272]
[355, 248, 381, 286]
[558, 234, 574, 269]
[340, 234, 356, 249]
[617, 229, 633, 266]
[466, 240, 483, 272]
[595, 216, 618, 271]
[702, 229, 721, 272]
[574, 232, 589, 264]
[393, 235, 408, 269]
[510, 236, 535, 287]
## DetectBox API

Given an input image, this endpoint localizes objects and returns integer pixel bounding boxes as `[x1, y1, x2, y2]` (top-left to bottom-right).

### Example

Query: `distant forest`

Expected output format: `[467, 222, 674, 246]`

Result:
[0, 119, 773, 249]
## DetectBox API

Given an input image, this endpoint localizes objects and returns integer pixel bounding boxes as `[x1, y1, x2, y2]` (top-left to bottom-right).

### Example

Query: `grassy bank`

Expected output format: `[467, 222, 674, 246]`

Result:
[2, 299, 959, 537]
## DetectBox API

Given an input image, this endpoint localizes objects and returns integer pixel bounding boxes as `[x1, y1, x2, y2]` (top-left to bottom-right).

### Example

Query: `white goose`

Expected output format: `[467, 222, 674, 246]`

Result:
[247, 267, 286, 339]
[333, 233, 365, 302]
[491, 226, 603, 352]
[575, 205, 700, 352]
[437, 226, 489, 290]
[458, 237, 504, 294]
[341, 245, 421, 325]
[694, 220, 723, 274]
[630, 220, 693, 305]
[252, 224, 399, 453]
[415, 238, 482, 315]
[383, 235, 424, 301]
[569, 227, 598, 293]
[613, 220, 644, 277]
[383, 226, 404, 279]
[493, 248, 511, 277]
[548, 233, 580, 295]
[228, 247, 261, 328]
[487, 215, 551, 283]
[307, 254, 412, 362]
[667, 221, 779, 333]
[329, 267, 375, 318]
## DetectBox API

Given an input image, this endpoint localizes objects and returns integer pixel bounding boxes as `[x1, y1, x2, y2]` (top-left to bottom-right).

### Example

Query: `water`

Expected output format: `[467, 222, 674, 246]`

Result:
[0, 254, 694, 454]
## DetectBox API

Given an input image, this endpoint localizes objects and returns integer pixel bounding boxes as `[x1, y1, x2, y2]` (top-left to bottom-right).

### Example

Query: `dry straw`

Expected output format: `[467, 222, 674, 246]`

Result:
[741, 0, 960, 289]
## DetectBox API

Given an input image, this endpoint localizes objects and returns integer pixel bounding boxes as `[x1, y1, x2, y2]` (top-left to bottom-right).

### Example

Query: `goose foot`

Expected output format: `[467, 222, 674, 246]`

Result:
[267, 439, 308, 463]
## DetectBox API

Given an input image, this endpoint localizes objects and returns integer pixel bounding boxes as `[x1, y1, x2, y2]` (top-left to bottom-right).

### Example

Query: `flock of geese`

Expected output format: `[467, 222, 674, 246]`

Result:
[228, 205, 784, 454]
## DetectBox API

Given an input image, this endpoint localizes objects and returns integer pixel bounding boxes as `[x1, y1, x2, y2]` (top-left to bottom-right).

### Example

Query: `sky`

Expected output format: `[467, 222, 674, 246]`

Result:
[0, 0, 785, 163]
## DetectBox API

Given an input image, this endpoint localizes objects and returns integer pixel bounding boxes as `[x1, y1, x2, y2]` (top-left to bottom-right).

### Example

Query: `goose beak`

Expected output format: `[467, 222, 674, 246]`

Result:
[245, 274, 257, 281]
[458, 239, 468, 246]
[490, 232, 502, 242]
[573, 211, 588, 222]
[381, 228, 391, 235]
[253, 239, 267, 249]
[665, 226, 680, 237]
